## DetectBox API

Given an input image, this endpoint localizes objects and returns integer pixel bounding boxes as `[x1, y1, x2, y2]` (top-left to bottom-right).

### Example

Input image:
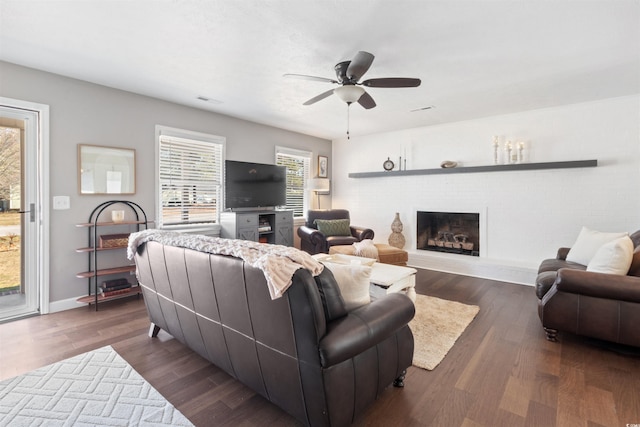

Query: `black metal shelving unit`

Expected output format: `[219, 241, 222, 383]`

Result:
[75, 200, 149, 310]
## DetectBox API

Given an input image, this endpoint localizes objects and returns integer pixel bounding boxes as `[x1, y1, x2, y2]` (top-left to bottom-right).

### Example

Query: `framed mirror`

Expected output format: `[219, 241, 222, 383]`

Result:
[78, 144, 136, 195]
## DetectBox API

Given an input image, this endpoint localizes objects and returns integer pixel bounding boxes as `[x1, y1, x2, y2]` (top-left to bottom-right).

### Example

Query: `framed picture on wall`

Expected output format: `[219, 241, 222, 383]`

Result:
[78, 144, 136, 195]
[318, 155, 328, 178]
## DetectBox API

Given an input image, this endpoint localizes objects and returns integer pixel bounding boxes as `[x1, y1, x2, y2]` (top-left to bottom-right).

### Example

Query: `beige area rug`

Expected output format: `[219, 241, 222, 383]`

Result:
[0, 345, 193, 426]
[410, 295, 480, 370]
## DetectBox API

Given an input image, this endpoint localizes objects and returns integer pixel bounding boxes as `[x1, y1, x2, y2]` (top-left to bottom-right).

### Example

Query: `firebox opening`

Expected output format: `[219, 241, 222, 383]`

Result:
[417, 211, 480, 257]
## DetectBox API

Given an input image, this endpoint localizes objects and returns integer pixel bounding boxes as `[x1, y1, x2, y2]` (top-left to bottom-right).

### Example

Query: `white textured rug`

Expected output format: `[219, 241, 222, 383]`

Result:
[410, 295, 480, 371]
[0, 345, 193, 426]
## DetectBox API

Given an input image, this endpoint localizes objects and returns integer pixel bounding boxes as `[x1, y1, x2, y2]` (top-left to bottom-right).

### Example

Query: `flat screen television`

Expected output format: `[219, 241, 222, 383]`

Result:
[225, 160, 287, 210]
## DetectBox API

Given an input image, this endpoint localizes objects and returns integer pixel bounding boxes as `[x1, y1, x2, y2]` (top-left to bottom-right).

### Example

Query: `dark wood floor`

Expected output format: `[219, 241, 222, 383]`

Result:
[1, 269, 639, 426]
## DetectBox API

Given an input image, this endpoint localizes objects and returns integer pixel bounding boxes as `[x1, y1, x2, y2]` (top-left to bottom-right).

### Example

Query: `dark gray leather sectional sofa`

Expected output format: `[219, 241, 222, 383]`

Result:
[133, 240, 415, 426]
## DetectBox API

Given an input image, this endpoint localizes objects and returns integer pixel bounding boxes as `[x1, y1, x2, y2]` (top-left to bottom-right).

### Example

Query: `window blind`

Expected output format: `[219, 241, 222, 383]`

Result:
[158, 134, 223, 227]
[276, 147, 311, 217]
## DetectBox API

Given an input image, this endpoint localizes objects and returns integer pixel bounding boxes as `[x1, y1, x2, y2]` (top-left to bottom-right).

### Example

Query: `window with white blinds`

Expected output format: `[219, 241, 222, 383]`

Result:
[275, 146, 311, 218]
[157, 127, 225, 228]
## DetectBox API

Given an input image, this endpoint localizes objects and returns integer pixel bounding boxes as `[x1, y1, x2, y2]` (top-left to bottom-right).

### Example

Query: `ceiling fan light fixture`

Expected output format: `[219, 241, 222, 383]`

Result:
[334, 85, 365, 104]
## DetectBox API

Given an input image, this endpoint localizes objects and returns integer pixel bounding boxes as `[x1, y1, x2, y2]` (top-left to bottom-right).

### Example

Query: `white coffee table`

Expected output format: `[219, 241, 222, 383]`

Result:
[313, 253, 417, 302]
[369, 262, 417, 302]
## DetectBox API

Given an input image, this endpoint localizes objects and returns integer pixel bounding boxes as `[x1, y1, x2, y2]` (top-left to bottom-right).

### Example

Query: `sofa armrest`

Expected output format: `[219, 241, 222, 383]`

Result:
[298, 225, 324, 241]
[556, 247, 571, 260]
[318, 293, 415, 367]
[555, 268, 640, 303]
[298, 225, 327, 247]
[298, 225, 328, 254]
[350, 225, 375, 241]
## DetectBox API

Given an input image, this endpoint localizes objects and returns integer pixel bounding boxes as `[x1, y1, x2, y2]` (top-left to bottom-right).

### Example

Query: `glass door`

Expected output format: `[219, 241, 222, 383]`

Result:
[0, 102, 45, 322]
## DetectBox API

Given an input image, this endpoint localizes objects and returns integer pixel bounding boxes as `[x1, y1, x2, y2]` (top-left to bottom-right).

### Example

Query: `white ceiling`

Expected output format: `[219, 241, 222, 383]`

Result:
[1, 1, 638, 140]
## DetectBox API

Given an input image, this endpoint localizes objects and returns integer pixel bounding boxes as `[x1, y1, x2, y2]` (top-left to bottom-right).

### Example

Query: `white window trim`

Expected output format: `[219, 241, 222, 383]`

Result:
[275, 146, 312, 218]
[156, 125, 226, 234]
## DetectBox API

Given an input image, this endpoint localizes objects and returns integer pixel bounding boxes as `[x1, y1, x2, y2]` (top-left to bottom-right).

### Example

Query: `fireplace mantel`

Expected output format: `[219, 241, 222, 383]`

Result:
[348, 159, 597, 179]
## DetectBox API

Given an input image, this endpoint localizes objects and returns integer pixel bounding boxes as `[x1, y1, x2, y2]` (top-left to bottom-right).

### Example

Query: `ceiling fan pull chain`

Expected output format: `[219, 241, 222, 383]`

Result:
[347, 103, 351, 140]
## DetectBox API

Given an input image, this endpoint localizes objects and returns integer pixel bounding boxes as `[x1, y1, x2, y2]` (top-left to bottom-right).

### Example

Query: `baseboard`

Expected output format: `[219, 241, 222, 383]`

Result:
[49, 296, 87, 313]
[407, 250, 537, 286]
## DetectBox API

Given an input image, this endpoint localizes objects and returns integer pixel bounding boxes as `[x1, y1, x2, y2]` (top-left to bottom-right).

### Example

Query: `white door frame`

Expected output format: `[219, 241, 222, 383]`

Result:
[0, 96, 50, 317]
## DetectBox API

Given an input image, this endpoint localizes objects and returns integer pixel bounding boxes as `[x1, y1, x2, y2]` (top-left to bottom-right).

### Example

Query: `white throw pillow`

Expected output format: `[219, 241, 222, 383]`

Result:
[566, 226, 628, 266]
[321, 262, 371, 311]
[587, 236, 634, 275]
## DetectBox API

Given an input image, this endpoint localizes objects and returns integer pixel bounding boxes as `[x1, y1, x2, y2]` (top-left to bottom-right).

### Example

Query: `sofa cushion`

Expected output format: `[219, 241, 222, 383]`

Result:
[566, 226, 628, 266]
[325, 235, 358, 247]
[586, 236, 634, 275]
[321, 262, 371, 311]
[314, 219, 351, 237]
[313, 268, 348, 321]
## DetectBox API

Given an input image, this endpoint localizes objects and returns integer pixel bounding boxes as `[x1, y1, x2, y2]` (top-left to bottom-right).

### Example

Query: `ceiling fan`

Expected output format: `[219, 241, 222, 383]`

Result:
[284, 51, 421, 109]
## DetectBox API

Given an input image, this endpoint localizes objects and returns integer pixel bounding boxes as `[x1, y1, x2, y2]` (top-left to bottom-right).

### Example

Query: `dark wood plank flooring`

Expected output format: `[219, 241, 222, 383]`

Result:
[1, 269, 639, 426]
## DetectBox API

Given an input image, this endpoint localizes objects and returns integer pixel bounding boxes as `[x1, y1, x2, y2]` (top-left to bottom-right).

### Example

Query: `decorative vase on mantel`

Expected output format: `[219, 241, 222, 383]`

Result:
[388, 212, 406, 249]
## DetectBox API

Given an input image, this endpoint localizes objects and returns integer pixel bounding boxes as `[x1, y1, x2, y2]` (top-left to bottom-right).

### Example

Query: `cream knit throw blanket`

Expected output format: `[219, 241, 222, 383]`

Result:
[128, 230, 324, 300]
[353, 239, 379, 260]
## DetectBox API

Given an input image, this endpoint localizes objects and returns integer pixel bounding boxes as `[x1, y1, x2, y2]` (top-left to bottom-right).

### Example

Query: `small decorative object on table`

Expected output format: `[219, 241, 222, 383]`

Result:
[388, 212, 406, 249]
[383, 157, 395, 171]
[492, 136, 499, 164]
[440, 160, 458, 168]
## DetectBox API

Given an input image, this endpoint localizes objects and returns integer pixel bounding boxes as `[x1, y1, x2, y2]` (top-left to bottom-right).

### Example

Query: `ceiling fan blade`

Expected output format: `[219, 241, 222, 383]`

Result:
[362, 77, 422, 88]
[357, 91, 376, 109]
[303, 89, 335, 105]
[284, 74, 338, 84]
[346, 51, 375, 81]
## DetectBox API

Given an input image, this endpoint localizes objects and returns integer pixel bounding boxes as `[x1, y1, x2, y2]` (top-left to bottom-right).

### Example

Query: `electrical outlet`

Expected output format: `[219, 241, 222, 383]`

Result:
[52, 196, 70, 210]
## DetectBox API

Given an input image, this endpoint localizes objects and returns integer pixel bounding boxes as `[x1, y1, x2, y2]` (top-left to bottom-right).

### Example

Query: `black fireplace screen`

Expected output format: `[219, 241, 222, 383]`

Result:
[416, 211, 480, 256]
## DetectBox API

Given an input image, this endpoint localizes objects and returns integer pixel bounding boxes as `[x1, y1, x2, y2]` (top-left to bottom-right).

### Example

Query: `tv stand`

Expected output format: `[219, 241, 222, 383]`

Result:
[220, 210, 293, 246]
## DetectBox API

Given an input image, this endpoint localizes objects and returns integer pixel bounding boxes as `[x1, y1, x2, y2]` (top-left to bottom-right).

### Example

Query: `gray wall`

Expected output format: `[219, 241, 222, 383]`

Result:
[0, 61, 331, 304]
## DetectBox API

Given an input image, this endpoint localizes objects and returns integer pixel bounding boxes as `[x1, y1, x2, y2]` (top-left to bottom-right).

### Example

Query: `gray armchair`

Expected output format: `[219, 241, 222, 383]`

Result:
[297, 209, 375, 255]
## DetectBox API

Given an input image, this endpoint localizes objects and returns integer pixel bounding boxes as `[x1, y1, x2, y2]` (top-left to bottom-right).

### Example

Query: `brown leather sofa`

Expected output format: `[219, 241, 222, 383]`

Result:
[536, 230, 640, 346]
[298, 209, 375, 255]
[133, 239, 414, 426]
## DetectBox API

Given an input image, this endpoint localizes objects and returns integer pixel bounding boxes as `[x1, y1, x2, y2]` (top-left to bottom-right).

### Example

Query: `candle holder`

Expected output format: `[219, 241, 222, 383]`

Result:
[111, 210, 125, 223]
[517, 141, 525, 163]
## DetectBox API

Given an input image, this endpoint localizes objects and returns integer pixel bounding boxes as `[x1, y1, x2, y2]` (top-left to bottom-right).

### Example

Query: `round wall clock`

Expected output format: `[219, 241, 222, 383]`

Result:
[383, 157, 395, 171]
